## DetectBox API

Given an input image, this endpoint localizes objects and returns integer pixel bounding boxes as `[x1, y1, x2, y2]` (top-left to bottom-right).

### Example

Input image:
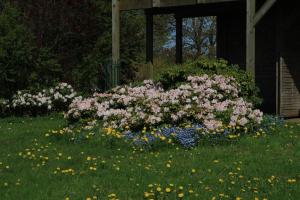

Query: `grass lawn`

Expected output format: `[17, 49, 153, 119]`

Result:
[0, 115, 299, 200]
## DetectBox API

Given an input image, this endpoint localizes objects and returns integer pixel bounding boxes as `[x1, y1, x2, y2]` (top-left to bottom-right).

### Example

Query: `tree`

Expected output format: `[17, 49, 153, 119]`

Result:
[183, 16, 217, 59]
[0, 2, 61, 98]
[11, 0, 111, 82]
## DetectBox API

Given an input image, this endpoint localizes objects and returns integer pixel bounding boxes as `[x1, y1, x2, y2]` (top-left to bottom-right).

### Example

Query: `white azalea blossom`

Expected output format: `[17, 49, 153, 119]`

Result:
[66, 75, 263, 132]
[7, 82, 77, 114]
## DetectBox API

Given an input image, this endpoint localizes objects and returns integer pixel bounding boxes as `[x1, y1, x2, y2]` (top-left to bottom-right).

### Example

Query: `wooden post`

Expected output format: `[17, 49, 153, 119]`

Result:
[176, 15, 183, 64]
[246, 0, 256, 76]
[112, 0, 120, 87]
[276, 57, 281, 115]
[146, 11, 153, 63]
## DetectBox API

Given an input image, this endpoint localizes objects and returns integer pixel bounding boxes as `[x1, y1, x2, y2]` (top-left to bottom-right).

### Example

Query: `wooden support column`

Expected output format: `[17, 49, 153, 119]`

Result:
[175, 15, 183, 64]
[112, 0, 120, 65]
[112, 0, 120, 87]
[146, 11, 153, 63]
[254, 0, 277, 26]
[246, 0, 256, 76]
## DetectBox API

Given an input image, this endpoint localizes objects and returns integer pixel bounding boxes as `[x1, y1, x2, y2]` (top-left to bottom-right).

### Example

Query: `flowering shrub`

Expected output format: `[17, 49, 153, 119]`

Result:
[156, 58, 262, 107]
[2, 83, 77, 116]
[66, 75, 264, 147]
[49, 83, 78, 111]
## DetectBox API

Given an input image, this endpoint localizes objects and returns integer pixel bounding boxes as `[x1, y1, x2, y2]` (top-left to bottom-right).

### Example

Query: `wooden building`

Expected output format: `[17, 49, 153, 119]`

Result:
[112, 0, 300, 117]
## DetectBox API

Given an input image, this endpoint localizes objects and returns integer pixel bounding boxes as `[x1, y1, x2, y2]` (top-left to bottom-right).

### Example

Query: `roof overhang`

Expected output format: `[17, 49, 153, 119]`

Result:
[120, 0, 240, 11]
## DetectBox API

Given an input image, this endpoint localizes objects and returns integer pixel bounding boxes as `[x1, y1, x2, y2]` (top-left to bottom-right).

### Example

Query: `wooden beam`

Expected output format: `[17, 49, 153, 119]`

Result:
[254, 0, 277, 26]
[158, 0, 196, 7]
[120, 0, 152, 10]
[175, 15, 183, 64]
[147, 1, 243, 16]
[120, 0, 239, 10]
[112, 0, 120, 87]
[146, 12, 154, 63]
[246, 0, 256, 76]
[197, 0, 237, 3]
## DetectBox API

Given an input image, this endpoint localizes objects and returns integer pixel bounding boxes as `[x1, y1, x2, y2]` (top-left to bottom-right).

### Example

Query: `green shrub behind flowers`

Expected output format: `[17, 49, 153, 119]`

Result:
[156, 58, 262, 107]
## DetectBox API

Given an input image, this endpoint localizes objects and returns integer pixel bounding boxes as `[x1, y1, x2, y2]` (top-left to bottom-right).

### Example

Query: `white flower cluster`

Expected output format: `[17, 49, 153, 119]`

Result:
[10, 83, 77, 112]
[66, 75, 263, 131]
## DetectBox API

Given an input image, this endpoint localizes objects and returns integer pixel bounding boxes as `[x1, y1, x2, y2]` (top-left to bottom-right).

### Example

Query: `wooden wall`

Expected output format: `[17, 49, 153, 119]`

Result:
[255, 0, 277, 114]
[216, 5, 246, 69]
[278, 0, 300, 117]
[218, 0, 300, 116]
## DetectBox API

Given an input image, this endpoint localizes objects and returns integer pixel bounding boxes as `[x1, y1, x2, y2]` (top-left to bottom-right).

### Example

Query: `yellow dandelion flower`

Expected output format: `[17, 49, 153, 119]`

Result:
[178, 193, 184, 198]
[287, 179, 296, 183]
[144, 192, 150, 197]
[108, 193, 116, 197]
[165, 188, 171, 193]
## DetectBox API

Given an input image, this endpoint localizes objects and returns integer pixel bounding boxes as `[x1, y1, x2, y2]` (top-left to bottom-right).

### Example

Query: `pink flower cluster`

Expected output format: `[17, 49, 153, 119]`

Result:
[66, 75, 263, 132]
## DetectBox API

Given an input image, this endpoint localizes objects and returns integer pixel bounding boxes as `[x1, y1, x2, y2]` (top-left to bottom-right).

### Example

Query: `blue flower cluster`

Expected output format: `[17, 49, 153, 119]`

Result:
[258, 115, 285, 133]
[123, 124, 215, 148]
[121, 116, 284, 149]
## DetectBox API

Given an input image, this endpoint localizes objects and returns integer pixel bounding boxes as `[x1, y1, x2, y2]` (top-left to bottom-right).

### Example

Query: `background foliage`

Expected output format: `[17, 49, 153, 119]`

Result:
[0, 2, 61, 98]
